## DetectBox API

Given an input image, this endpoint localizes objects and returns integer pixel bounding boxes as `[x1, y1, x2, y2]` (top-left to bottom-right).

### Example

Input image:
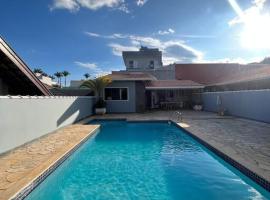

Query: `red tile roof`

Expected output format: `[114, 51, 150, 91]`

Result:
[175, 63, 270, 86]
[106, 71, 157, 81]
[215, 65, 270, 85]
[145, 80, 204, 89]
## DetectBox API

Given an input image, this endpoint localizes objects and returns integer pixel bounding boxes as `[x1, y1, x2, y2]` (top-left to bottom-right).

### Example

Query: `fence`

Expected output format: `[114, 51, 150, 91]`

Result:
[202, 90, 270, 123]
[0, 96, 95, 154]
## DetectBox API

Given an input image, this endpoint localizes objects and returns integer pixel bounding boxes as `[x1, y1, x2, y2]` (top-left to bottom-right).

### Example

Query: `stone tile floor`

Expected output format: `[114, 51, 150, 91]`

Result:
[88, 110, 270, 183]
[1, 110, 270, 199]
[0, 124, 99, 200]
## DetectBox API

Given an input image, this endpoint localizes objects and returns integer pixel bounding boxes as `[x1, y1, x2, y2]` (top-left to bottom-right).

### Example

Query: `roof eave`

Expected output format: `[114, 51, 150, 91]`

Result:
[0, 37, 52, 96]
[145, 86, 205, 90]
[112, 78, 156, 81]
[207, 76, 270, 87]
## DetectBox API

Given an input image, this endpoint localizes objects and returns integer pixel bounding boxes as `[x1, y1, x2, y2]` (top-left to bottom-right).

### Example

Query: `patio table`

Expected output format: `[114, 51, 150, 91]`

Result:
[160, 101, 184, 110]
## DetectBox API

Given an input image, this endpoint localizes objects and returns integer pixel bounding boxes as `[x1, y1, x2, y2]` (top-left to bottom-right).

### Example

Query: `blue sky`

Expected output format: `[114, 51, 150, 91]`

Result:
[1, 0, 270, 83]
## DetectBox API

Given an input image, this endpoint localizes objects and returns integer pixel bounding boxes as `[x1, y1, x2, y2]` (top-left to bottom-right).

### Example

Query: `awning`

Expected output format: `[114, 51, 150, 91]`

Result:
[145, 80, 204, 90]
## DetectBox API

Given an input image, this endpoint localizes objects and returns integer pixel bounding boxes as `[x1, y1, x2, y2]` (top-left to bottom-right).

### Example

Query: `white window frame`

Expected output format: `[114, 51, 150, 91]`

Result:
[104, 87, 129, 101]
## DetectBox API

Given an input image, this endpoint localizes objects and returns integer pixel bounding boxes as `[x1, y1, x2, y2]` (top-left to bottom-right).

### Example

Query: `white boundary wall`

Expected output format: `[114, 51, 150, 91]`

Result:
[202, 89, 270, 123]
[0, 96, 96, 154]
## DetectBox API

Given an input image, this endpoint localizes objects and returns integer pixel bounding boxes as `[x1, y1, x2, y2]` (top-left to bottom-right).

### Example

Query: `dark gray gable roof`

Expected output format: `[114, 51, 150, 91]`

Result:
[0, 37, 52, 96]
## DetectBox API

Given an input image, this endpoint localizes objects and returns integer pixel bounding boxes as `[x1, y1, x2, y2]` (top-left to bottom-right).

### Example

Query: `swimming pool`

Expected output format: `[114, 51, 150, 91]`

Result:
[26, 120, 270, 199]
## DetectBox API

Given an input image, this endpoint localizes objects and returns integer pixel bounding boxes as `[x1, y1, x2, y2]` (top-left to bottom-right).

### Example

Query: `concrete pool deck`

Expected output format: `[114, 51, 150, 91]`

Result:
[0, 111, 269, 199]
[0, 124, 99, 200]
[87, 111, 270, 186]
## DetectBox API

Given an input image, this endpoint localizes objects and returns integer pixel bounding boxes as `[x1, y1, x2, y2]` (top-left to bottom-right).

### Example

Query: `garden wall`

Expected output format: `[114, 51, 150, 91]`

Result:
[202, 90, 270, 123]
[0, 96, 95, 154]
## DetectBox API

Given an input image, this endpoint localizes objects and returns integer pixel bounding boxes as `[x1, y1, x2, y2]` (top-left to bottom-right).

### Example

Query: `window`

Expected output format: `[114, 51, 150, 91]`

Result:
[149, 60, 154, 69]
[129, 60, 134, 68]
[105, 88, 128, 101]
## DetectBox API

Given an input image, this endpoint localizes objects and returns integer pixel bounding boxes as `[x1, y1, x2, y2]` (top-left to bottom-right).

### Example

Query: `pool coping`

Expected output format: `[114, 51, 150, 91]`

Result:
[90, 118, 270, 192]
[10, 125, 100, 200]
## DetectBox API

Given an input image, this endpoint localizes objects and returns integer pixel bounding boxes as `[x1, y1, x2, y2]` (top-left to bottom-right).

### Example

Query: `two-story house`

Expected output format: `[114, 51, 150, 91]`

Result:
[104, 47, 204, 112]
[123, 46, 162, 71]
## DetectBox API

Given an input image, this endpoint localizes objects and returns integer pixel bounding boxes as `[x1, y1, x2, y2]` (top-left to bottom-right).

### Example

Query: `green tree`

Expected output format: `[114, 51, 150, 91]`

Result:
[33, 68, 43, 74]
[42, 72, 48, 77]
[62, 71, 70, 87]
[49, 75, 55, 80]
[84, 73, 90, 79]
[80, 76, 111, 98]
[54, 72, 63, 86]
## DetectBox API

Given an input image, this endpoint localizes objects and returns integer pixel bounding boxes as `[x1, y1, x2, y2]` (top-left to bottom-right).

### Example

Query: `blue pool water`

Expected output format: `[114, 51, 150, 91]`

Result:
[26, 121, 270, 200]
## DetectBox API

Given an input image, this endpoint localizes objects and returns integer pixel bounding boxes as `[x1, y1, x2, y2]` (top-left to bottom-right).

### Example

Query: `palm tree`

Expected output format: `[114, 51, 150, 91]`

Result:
[81, 77, 111, 113]
[54, 72, 62, 86]
[33, 68, 43, 74]
[59, 72, 63, 87]
[62, 71, 70, 87]
[42, 72, 48, 77]
[80, 76, 111, 98]
[49, 75, 55, 80]
[84, 73, 90, 80]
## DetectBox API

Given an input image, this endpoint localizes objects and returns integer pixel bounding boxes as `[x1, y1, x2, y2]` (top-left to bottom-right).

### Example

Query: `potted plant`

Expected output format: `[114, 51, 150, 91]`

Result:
[95, 98, 107, 115]
[80, 76, 111, 115]
[193, 104, 203, 111]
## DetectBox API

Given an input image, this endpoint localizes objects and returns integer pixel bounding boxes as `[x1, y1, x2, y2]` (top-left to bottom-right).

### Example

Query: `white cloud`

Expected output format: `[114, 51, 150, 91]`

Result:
[50, 0, 127, 12]
[162, 41, 203, 63]
[158, 28, 175, 35]
[84, 31, 257, 66]
[117, 3, 130, 13]
[50, 0, 80, 11]
[131, 40, 141, 46]
[136, 0, 148, 6]
[176, 34, 216, 39]
[108, 43, 139, 56]
[85, 32, 128, 39]
[85, 31, 105, 38]
[74, 61, 98, 70]
[85, 32, 101, 37]
[75, 61, 119, 77]
[111, 33, 127, 38]
[129, 35, 162, 47]
[85, 31, 204, 64]
[127, 36, 202, 64]
[77, 0, 123, 10]
[106, 35, 203, 64]
[86, 31, 215, 41]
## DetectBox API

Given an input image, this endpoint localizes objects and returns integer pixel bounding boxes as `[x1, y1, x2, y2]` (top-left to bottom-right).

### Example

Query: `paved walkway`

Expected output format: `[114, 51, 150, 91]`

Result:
[183, 116, 270, 183]
[0, 124, 99, 200]
[89, 110, 270, 183]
